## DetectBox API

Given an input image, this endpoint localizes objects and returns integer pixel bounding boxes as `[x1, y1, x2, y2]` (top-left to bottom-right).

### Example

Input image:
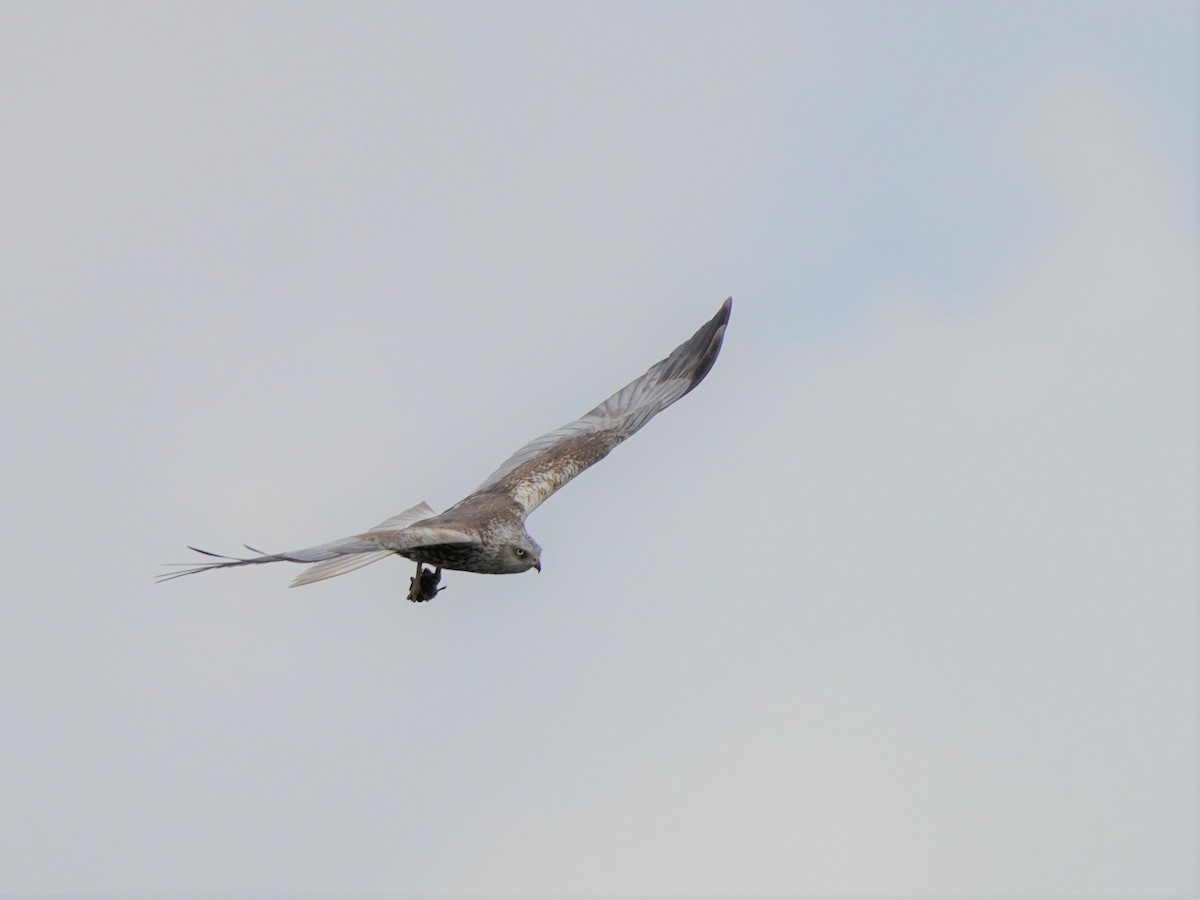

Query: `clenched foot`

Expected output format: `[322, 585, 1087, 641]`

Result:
[407, 565, 445, 603]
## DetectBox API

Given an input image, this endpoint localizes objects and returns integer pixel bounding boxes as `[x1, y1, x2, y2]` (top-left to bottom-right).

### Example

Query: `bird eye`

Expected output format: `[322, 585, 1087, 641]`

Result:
[515, 548, 527, 558]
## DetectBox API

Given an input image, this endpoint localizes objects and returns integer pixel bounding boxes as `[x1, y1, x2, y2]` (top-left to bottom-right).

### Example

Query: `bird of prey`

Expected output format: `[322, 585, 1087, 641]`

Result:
[160, 298, 731, 602]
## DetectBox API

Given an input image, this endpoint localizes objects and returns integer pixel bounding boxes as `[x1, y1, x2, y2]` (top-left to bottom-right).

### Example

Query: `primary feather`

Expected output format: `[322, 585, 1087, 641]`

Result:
[157, 501, 444, 585]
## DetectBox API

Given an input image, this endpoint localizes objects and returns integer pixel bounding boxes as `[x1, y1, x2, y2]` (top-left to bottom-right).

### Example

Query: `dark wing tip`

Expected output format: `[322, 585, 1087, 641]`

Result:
[668, 296, 732, 393]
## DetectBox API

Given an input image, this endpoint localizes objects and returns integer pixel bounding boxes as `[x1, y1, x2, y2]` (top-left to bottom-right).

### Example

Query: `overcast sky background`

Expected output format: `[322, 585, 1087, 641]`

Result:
[0, 2, 1195, 897]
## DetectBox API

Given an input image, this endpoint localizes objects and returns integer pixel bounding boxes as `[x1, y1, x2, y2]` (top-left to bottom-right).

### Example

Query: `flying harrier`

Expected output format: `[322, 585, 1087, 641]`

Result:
[160, 298, 731, 601]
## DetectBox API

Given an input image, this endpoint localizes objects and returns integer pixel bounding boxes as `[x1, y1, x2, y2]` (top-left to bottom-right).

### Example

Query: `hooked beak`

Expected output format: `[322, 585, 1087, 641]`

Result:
[534, 561, 541, 573]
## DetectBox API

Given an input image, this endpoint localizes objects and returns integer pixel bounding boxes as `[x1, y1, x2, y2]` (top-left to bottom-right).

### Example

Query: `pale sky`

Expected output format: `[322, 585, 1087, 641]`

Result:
[1, 2, 1195, 897]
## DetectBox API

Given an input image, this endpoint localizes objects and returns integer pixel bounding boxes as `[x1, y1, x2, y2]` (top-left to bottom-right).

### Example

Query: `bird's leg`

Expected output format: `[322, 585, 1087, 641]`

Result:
[407, 562, 428, 602]
[407, 561, 422, 602]
[407, 564, 445, 603]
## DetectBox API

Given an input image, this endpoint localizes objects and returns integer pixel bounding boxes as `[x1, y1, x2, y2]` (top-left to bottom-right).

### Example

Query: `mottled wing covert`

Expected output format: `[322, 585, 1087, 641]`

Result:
[472, 298, 731, 517]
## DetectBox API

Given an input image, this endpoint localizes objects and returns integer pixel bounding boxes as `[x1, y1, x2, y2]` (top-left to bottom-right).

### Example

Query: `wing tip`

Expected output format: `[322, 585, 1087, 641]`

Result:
[680, 296, 732, 391]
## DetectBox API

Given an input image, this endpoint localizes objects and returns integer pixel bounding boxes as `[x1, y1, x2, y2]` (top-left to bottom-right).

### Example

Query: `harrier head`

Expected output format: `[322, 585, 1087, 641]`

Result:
[505, 535, 542, 574]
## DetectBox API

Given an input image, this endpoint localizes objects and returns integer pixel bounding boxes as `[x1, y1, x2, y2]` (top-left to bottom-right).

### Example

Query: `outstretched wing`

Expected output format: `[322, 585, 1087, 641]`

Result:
[158, 501, 475, 586]
[467, 297, 731, 519]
